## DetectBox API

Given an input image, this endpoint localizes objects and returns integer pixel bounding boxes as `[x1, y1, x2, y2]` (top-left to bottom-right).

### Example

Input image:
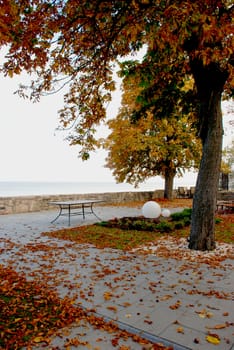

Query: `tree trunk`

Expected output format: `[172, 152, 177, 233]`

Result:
[188, 60, 229, 251]
[164, 168, 175, 199]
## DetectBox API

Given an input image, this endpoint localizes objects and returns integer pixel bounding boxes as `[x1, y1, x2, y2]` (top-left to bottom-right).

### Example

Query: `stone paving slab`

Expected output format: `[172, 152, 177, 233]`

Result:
[0, 206, 233, 350]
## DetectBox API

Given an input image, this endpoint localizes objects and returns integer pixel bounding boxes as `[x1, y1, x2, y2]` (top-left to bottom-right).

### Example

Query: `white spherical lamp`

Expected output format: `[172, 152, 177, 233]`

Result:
[162, 209, 171, 217]
[142, 201, 161, 218]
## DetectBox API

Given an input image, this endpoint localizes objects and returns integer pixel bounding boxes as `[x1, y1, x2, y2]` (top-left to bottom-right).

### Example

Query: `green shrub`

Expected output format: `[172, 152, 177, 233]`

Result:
[155, 221, 173, 233]
[97, 221, 109, 227]
[144, 222, 158, 231]
[183, 216, 191, 226]
[170, 212, 184, 221]
[171, 208, 192, 221]
[132, 220, 147, 230]
[174, 221, 185, 229]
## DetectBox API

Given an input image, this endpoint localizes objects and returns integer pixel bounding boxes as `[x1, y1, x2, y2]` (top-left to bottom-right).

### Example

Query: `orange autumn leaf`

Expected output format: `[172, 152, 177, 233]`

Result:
[106, 305, 118, 312]
[103, 291, 113, 300]
[123, 302, 132, 307]
[169, 300, 181, 310]
[177, 327, 184, 334]
[196, 309, 214, 318]
[207, 324, 227, 330]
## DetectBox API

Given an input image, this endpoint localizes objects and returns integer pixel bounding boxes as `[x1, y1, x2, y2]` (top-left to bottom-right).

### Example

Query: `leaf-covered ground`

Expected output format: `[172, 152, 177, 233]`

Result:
[0, 264, 169, 350]
[0, 199, 233, 349]
[0, 265, 86, 349]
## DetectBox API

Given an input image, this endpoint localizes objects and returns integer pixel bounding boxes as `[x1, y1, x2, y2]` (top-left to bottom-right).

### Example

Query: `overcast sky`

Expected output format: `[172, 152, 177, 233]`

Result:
[0, 72, 120, 182]
[0, 72, 233, 184]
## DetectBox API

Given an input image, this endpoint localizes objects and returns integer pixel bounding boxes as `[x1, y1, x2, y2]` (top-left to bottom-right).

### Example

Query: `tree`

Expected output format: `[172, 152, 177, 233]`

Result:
[1, 1, 233, 250]
[104, 63, 201, 199]
[105, 113, 201, 199]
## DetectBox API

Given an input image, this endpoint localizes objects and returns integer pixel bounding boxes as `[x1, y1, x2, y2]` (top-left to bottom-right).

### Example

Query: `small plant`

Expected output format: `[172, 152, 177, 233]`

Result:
[183, 217, 191, 226]
[174, 221, 185, 229]
[97, 221, 109, 227]
[132, 220, 149, 230]
[171, 208, 192, 221]
[155, 221, 173, 233]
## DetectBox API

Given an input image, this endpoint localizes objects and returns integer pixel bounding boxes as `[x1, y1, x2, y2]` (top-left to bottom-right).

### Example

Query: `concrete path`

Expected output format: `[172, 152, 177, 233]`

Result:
[0, 206, 233, 350]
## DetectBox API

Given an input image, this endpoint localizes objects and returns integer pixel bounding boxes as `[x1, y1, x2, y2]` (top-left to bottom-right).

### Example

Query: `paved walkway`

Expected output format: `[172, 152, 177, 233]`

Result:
[0, 206, 233, 350]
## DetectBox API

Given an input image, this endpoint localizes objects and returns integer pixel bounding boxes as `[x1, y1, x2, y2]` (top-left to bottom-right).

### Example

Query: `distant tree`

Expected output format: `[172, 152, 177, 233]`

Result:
[1, 1, 233, 250]
[104, 64, 201, 199]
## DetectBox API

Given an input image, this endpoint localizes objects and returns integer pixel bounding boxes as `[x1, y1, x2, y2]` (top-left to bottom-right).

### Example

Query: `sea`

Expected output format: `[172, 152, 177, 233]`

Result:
[0, 174, 198, 197]
[0, 180, 162, 197]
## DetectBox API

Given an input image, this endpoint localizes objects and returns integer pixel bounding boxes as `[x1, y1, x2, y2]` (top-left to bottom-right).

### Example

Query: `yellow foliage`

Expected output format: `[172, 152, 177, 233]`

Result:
[206, 335, 220, 345]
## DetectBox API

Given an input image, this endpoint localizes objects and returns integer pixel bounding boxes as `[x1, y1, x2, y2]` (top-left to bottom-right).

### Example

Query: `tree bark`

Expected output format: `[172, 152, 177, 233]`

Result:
[164, 168, 175, 199]
[188, 60, 229, 251]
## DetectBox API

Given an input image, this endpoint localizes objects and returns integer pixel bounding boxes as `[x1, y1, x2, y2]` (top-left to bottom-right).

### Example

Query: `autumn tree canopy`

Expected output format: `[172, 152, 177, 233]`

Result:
[104, 61, 201, 199]
[0, 0, 233, 251]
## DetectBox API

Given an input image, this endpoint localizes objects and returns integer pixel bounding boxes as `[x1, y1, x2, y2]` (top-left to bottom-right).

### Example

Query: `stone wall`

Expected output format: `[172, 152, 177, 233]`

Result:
[0, 190, 165, 215]
[1, 190, 232, 215]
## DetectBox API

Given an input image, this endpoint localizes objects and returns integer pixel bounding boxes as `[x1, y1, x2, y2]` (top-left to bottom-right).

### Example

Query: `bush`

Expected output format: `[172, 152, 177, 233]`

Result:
[97, 221, 109, 227]
[171, 208, 192, 221]
[155, 221, 173, 233]
[183, 217, 191, 226]
[174, 221, 185, 229]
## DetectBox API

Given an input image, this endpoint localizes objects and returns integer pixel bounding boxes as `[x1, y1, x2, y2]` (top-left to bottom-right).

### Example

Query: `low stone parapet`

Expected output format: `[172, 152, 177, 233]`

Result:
[0, 190, 163, 215]
[1, 190, 232, 215]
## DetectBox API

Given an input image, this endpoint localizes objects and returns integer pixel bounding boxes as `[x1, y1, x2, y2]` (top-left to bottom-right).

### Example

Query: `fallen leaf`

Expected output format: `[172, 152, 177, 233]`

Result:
[106, 306, 118, 312]
[177, 327, 184, 334]
[33, 336, 45, 343]
[196, 309, 213, 318]
[144, 319, 153, 325]
[206, 334, 220, 345]
[123, 302, 132, 307]
[103, 291, 113, 300]
[207, 323, 227, 330]
[223, 312, 229, 316]
[160, 294, 172, 301]
[169, 300, 181, 310]
[111, 337, 119, 346]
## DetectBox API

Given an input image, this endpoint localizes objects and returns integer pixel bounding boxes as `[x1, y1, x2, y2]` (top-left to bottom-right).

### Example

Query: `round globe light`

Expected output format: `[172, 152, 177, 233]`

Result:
[142, 201, 161, 218]
[162, 209, 171, 217]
